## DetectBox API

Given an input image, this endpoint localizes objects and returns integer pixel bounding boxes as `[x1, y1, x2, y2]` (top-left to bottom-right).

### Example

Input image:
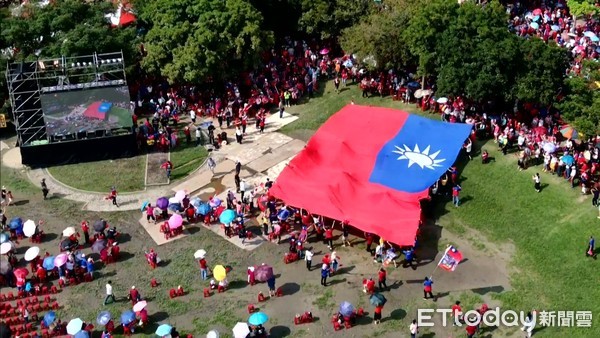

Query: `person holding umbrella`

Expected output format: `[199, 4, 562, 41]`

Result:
[370, 293, 387, 325]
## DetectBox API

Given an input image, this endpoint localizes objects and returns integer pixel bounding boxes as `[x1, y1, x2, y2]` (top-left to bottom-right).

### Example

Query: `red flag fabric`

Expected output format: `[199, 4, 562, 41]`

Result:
[270, 105, 472, 245]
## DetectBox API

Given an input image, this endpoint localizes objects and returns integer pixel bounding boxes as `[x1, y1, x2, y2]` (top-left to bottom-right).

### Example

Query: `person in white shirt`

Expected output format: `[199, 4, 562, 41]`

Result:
[195, 128, 202, 146]
[104, 280, 116, 305]
[190, 109, 196, 124]
[410, 319, 418, 338]
[304, 248, 313, 271]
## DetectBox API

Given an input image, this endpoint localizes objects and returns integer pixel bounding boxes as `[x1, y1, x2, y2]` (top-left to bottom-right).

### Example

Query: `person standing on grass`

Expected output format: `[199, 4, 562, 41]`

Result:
[409, 319, 418, 338]
[373, 304, 383, 325]
[199, 256, 208, 280]
[41, 178, 49, 200]
[423, 277, 434, 300]
[305, 247, 313, 271]
[81, 220, 90, 244]
[320, 263, 329, 286]
[109, 187, 119, 207]
[104, 280, 116, 305]
[378, 268, 388, 291]
[325, 226, 334, 251]
[341, 223, 351, 247]
[533, 173, 541, 192]
[587, 236, 595, 258]
[451, 301, 463, 325]
[452, 184, 461, 207]
[466, 323, 478, 338]
[195, 127, 201, 146]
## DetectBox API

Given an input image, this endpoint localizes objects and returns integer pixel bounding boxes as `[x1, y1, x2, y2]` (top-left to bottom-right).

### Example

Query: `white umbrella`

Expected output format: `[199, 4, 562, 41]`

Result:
[62, 227, 76, 237]
[67, 318, 84, 335]
[437, 97, 449, 104]
[24, 246, 40, 262]
[133, 300, 147, 312]
[206, 330, 220, 338]
[232, 322, 250, 338]
[23, 220, 36, 237]
[0, 242, 15, 255]
[194, 249, 207, 259]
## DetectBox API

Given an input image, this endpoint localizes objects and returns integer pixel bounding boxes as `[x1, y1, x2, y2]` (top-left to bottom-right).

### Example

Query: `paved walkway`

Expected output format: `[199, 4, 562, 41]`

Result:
[1, 112, 304, 248]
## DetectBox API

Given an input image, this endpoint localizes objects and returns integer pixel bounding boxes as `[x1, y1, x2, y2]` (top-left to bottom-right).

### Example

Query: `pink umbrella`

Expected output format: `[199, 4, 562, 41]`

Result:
[168, 214, 183, 229]
[575, 45, 585, 54]
[54, 253, 68, 267]
[174, 190, 187, 202]
[532, 8, 542, 16]
[320, 48, 329, 55]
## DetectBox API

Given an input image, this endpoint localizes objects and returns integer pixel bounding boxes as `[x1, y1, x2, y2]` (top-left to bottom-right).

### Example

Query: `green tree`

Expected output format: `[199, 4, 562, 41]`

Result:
[557, 60, 600, 138]
[514, 38, 569, 106]
[299, 0, 374, 39]
[136, 0, 273, 84]
[339, 0, 414, 70]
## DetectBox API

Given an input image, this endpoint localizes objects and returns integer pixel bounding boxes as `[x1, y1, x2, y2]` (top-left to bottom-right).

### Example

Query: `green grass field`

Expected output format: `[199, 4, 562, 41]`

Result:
[284, 81, 600, 336]
[169, 142, 208, 182]
[47, 155, 147, 192]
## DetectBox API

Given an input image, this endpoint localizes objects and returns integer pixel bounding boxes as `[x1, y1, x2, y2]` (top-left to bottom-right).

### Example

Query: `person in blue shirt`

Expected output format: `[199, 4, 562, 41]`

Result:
[86, 258, 95, 279]
[423, 277, 434, 300]
[587, 236, 595, 258]
[403, 247, 416, 269]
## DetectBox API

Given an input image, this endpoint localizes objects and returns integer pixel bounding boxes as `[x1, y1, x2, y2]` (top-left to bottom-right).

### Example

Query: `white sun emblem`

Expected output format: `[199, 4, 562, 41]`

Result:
[392, 144, 445, 170]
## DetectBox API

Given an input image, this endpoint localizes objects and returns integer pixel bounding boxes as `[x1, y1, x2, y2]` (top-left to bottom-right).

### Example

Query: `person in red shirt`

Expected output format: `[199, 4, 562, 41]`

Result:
[109, 187, 118, 207]
[466, 323, 477, 338]
[378, 268, 388, 291]
[366, 278, 376, 294]
[36, 265, 46, 283]
[199, 258, 208, 280]
[374, 305, 383, 324]
[81, 220, 90, 244]
[365, 232, 374, 253]
[185, 206, 195, 223]
[138, 308, 148, 327]
[129, 286, 140, 305]
[146, 204, 155, 224]
[451, 301, 463, 325]
[325, 227, 334, 250]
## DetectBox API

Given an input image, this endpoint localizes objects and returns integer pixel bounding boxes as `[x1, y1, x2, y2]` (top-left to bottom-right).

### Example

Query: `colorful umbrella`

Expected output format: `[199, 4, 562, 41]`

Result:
[168, 214, 183, 229]
[369, 293, 387, 306]
[66, 318, 84, 335]
[437, 97, 448, 104]
[248, 312, 269, 326]
[277, 209, 290, 221]
[560, 126, 579, 139]
[13, 267, 28, 279]
[133, 300, 147, 312]
[168, 203, 182, 212]
[155, 324, 172, 336]
[23, 220, 36, 237]
[156, 197, 169, 210]
[213, 265, 227, 282]
[194, 249, 206, 259]
[175, 190, 187, 202]
[219, 209, 236, 224]
[551, 25, 560, 31]
[54, 253, 68, 267]
[530, 22, 539, 30]
[197, 203, 211, 215]
[542, 142, 556, 153]
[62, 227, 76, 237]
[9, 217, 23, 230]
[561, 154, 575, 166]
[209, 197, 222, 207]
[74, 331, 90, 338]
[43, 256, 55, 270]
[258, 195, 268, 212]
[232, 322, 250, 338]
[254, 265, 274, 282]
[0, 258, 11, 274]
[532, 8, 542, 15]
[207, 330, 220, 338]
[339, 301, 354, 317]
[0, 242, 14, 255]
[140, 201, 150, 212]
[24, 246, 40, 262]
[121, 310, 136, 325]
[190, 197, 202, 208]
[43, 311, 56, 327]
[97, 311, 111, 326]
[319, 48, 329, 55]
[0, 233, 8, 244]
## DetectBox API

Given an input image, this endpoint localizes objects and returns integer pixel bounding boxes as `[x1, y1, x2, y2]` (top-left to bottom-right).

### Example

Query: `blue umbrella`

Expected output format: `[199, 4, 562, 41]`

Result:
[530, 22, 539, 30]
[277, 209, 290, 221]
[0, 233, 8, 244]
[121, 310, 136, 325]
[339, 301, 354, 317]
[43, 311, 56, 327]
[74, 331, 89, 338]
[533, 15, 540, 22]
[9, 217, 23, 230]
[219, 209, 236, 224]
[562, 154, 575, 165]
[197, 203, 211, 216]
[551, 25, 560, 31]
[97, 311, 111, 326]
[141, 201, 150, 212]
[168, 203, 182, 212]
[155, 324, 173, 336]
[592, 36, 599, 42]
[407, 82, 420, 89]
[43, 256, 55, 271]
[190, 197, 202, 208]
[248, 312, 269, 326]
[584, 31, 597, 38]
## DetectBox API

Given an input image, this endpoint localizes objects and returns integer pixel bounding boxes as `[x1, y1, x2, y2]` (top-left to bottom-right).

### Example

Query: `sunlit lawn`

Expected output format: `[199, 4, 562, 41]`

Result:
[283, 80, 600, 337]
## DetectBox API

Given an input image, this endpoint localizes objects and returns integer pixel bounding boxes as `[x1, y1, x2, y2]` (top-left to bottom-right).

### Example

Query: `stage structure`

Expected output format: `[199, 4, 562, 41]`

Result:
[5, 52, 138, 167]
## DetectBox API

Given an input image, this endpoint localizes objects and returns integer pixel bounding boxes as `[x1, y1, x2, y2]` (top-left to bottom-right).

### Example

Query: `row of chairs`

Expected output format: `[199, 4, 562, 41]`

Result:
[0, 301, 59, 318]
[0, 295, 54, 309]
[0, 284, 59, 302]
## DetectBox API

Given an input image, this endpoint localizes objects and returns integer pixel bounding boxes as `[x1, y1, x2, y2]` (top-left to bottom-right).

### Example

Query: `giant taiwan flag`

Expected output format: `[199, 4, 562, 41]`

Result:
[270, 105, 472, 245]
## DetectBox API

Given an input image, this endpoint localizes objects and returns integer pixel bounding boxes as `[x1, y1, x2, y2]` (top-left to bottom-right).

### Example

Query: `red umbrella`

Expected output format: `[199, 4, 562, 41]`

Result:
[534, 126, 547, 135]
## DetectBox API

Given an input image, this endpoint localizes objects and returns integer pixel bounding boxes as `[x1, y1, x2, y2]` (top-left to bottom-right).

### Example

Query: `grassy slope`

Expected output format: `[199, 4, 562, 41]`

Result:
[282, 81, 599, 336]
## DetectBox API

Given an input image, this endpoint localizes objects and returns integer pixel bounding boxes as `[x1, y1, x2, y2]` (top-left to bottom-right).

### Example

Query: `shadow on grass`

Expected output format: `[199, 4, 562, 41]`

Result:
[150, 311, 169, 322]
[388, 308, 407, 321]
[269, 325, 291, 337]
[279, 282, 300, 295]
[118, 251, 135, 262]
[43, 233, 59, 242]
[471, 285, 505, 295]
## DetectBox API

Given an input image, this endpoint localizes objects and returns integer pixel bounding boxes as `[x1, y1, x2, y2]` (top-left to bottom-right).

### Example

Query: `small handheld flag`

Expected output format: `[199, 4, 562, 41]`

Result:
[437, 245, 463, 272]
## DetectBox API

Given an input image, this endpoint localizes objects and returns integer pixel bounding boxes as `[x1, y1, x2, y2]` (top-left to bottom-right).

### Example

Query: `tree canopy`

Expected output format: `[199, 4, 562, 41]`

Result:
[558, 60, 600, 137]
[135, 0, 273, 84]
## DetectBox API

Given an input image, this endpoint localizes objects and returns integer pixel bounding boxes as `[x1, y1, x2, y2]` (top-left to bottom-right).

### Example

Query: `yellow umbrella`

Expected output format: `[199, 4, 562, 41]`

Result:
[213, 265, 227, 281]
